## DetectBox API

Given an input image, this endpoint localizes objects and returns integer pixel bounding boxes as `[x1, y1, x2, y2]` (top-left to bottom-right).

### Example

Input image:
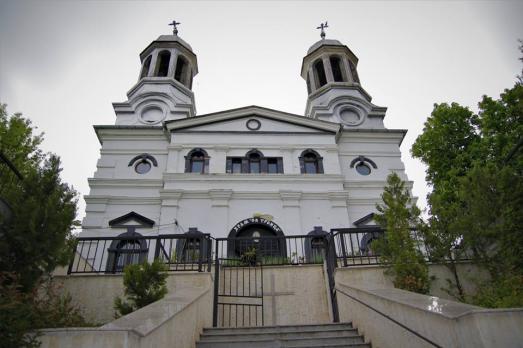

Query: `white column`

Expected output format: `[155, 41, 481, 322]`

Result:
[148, 49, 159, 77]
[159, 190, 183, 233]
[322, 56, 334, 83]
[209, 189, 232, 238]
[342, 56, 353, 83]
[168, 50, 179, 78]
[279, 191, 302, 235]
[210, 146, 229, 173]
[328, 191, 350, 229]
[308, 67, 317, 92]
[167, 144, 183, 172]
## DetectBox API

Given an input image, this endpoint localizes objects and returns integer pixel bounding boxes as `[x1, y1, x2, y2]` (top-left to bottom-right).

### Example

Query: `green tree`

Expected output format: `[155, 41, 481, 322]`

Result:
[0, 104, 79, 292]
[411, 46, 523, 305]
[0, 103, 81, 346]
[114, 260, 168, 317]
[373, 173, 430, 294]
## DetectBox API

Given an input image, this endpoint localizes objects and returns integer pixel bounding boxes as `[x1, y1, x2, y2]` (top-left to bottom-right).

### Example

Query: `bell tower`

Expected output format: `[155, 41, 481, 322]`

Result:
[113, 21, 199, 125]
[301, 23, 386, 129]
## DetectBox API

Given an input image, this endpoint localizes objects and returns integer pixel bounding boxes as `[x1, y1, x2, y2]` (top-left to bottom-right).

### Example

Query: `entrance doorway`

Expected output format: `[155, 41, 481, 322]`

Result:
[227, 218, 286, 261]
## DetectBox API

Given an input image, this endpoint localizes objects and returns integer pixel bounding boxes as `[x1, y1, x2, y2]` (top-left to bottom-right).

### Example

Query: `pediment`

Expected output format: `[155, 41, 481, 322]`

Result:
[353, 213, 378, 227]
[164, 105, 342, 134]
[108, 211, 155, 228]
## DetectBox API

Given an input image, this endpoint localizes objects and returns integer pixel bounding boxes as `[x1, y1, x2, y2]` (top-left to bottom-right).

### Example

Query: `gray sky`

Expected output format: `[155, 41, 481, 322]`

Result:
[1, 0, 522, 222]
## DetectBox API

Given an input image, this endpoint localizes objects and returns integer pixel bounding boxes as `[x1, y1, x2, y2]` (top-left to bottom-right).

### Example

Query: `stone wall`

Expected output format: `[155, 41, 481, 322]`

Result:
[336, 282, 523, 348]
[335, 262, 488, 301]
[52, 272, 212, 324]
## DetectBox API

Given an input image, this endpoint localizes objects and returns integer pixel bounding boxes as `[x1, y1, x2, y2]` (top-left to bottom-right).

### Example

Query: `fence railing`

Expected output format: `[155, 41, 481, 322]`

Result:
[213, 234, 330, 267]
[68, 233, 212, 274]
[331, 227, 470, 267]
[68, 228, 472, 274]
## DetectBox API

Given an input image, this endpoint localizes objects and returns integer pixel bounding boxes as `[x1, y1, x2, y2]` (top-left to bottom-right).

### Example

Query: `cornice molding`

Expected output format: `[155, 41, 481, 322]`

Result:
[164, 105, 342, 135]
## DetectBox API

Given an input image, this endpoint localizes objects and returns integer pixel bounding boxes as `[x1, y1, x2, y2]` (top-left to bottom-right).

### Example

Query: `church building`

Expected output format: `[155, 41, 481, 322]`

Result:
[80, 22, 411, 269]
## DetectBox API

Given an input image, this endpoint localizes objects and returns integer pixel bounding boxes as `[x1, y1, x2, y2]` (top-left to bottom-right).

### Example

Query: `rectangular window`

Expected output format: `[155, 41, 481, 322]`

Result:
[191, 161, 203, 173]
[268, 159, 278, 173]
[232, 158, 242, 173]
[250, 161, 260, 173]
[227, 156, 283, 174]
[305, 162, 317, 174]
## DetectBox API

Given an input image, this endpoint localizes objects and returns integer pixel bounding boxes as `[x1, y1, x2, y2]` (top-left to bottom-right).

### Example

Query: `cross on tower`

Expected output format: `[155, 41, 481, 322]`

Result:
[317, 21, 328, 40]
[169, 20, 181, 35]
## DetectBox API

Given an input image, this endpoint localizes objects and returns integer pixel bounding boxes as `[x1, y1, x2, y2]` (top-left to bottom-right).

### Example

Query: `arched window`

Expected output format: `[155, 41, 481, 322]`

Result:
[299, 149, 324, 174]
[106, 230, 149, 273]
[155, 50, 171, 77]
[185, 148, 209, 174]
[247, 150, 262, 174]
[128, 154, 158, 174]
[305, 227, 328, 263]
[330, 56, 345, 82]
[314, 59, 327, 88]
[173, 228, 210, 270]
[348, 60, 360, 84]
[140, 55, 152, 79]
[174, 55, 188, 85]
[350, 156, 377, 176]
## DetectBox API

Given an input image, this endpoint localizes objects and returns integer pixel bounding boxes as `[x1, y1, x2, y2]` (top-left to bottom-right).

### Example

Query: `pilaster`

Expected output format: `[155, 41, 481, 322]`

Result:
[279, 191, 302, 234]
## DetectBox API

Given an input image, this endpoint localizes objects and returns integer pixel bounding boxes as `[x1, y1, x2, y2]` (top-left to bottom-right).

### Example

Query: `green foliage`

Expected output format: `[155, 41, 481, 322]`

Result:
[0, 104, 82, 345]
[239, 247, 258, 266]
[0, 104, 79, 293]
[114, 260, 168, 317]
[373, 173, 430, 294]
[0, 272, 92, 348]
[0, 273, 41, 348]
[471, 274, 523, 308]
[411, 51, 523, 306]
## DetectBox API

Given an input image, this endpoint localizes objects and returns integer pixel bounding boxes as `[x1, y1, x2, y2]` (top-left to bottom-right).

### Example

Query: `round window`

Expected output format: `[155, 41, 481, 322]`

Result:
[135, 160, 152, 174]
[355, 162, 371, 176]
[339, 108, 361, 125]
[140, 106, 165, 124]
[246, 119, 261, 131]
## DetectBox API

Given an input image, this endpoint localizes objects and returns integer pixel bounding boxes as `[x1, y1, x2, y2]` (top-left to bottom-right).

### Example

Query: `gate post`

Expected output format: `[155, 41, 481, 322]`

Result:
[212, 239, 220, 327]
[326, 233, 340, 322]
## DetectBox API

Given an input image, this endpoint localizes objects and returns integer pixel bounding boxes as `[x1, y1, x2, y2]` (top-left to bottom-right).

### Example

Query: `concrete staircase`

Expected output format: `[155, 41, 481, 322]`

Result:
[196, 322, 371, 348]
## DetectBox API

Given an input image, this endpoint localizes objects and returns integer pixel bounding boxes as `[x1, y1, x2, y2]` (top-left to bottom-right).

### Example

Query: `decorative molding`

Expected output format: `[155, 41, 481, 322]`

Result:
[164, 105, 342, 135]
[279, 190, 302, 207]
[209, 189, 233, 207]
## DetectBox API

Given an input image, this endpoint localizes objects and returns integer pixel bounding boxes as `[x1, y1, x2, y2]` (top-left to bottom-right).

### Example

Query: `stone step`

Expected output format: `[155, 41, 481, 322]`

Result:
[203, 322, 353, 335]
[196, 335, 366, 348]
[200, 328, 359, 341]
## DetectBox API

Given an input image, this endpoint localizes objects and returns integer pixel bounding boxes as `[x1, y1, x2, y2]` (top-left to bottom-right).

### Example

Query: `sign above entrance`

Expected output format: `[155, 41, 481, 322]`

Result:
[231, 217, 283, 235]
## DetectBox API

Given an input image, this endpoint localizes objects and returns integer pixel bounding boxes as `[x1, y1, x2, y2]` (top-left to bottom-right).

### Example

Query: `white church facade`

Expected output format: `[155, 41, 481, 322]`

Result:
[39, 25, 523, 348]
[79, 25, 411, 269]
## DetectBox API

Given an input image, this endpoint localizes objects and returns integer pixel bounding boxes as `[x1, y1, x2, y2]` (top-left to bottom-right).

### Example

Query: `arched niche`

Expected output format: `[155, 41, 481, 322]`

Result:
[227, 218, 286, 260]
[174, 227, 210, 264]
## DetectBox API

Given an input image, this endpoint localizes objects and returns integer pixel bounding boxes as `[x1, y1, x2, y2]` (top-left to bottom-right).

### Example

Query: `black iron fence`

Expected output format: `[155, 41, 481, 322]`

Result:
[68, 233, 212, 274]
[213, 235, 330, 267]
[68, 228, 471, 274]
[331, 227, 470, 267]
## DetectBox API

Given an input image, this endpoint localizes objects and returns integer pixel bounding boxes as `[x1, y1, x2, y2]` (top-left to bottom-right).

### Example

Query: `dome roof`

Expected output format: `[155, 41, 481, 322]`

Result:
[155, 34, 193, 52]
[307, 38, 344, 54]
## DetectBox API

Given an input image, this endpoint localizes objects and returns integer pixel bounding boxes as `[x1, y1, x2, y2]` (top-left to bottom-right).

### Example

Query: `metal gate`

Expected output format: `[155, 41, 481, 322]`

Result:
[213, 239, 264, 327]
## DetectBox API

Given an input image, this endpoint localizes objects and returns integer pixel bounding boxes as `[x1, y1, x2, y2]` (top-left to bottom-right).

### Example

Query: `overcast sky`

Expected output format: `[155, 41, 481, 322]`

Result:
[1, 0, 522, 223]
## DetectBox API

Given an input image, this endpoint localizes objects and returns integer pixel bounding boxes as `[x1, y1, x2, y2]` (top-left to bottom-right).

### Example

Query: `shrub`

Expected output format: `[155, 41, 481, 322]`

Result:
[373, 173, 431, 294]
[114, 260, 168, 317]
